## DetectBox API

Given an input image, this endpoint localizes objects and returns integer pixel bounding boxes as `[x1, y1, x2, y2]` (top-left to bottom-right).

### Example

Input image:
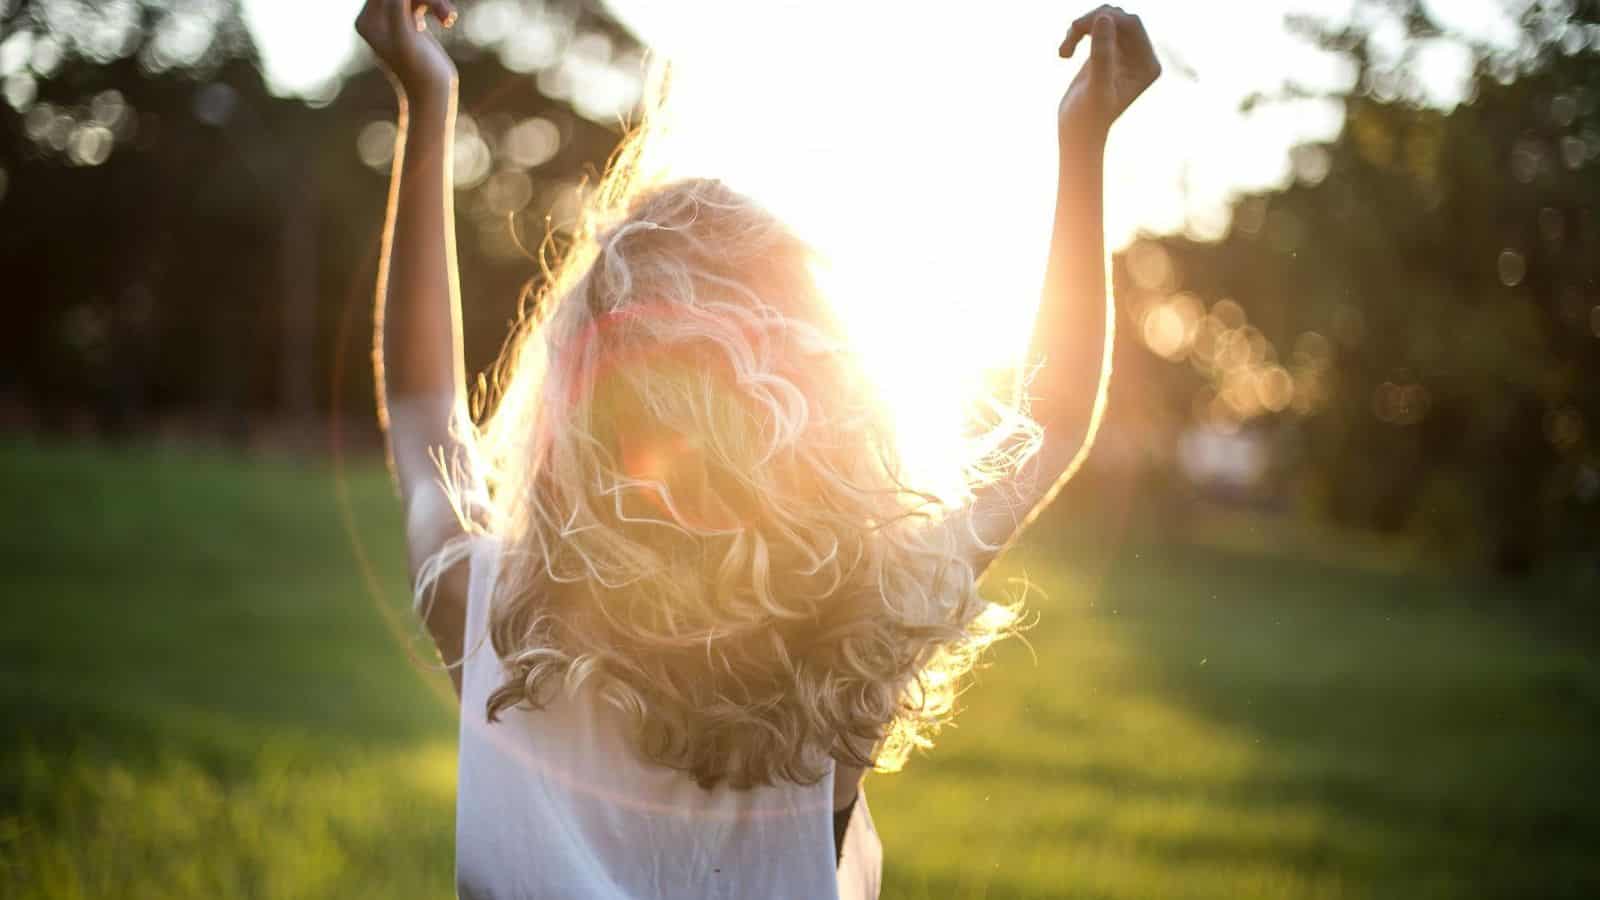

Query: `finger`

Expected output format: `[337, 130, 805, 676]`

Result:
[1118, 12, 1157, 64]
[1061, 5, 1115, 57]
[1060, 17, 1090, 57]
[384, 0, 444, 34]
[1090, 12, 1117, 80]
[420, 0, 458, 29]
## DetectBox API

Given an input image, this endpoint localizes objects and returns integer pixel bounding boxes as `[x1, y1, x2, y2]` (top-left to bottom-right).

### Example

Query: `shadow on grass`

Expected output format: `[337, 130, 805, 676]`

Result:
[1006, 513, 1600, 899]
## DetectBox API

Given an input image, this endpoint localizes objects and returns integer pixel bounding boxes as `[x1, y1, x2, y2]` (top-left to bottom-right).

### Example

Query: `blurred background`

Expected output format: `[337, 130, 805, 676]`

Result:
[2, 1, 1597, 898]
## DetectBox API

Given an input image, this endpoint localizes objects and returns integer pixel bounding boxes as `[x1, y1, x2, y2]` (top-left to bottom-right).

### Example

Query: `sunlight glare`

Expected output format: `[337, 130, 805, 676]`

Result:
[631, 6, 1063, 494]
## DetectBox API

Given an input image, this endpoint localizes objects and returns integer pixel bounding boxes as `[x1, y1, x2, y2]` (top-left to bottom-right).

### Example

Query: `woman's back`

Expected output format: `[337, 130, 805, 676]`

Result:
[454, 536, 882, 900]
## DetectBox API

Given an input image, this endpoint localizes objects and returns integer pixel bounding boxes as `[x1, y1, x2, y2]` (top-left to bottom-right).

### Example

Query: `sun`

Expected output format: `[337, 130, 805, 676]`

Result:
[630, 39, 1060, 500]
[803, 248, 1029, 500]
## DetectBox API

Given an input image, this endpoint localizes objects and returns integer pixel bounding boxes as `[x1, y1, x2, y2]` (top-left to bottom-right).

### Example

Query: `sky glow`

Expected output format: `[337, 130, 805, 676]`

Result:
[243, 0, 1514, 488]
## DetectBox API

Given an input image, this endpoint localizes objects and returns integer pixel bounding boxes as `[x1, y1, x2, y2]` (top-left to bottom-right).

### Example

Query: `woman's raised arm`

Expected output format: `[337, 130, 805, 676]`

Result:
[965, 6, 1161, 576]
[357, 0, 471, 692]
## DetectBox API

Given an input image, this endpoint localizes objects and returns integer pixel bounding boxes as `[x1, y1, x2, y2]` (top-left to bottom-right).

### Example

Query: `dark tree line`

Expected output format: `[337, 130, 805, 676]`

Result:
[2, 0, 1594, 570]
[1113, 0, 1599, 571]
[0, 0, 641, 444]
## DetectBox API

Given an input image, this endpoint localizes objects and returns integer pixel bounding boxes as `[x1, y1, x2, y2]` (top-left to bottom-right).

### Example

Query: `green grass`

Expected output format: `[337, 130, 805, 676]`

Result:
[2, 440, 1597, 899]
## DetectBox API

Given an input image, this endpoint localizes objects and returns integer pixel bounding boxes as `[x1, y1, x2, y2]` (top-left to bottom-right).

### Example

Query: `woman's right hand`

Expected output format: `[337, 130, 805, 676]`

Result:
[1057, 5, 1160, 142]
[356, 0, 460, 105]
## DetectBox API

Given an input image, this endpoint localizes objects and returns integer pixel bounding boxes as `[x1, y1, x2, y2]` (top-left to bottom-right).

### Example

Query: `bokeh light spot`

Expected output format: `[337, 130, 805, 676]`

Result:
[1291, 143, 1331, 185]
[89, 89, 129, 130]
[1185, 203, 1233, 242]
[357, 120, 397, 171]
[503, 117, 561, 169]
[1143, 302, 1189, 360]
[192, 82, 237, 127]
[29, 33, 63, 78]
[453, 116, 492, 189]
[1496, 248, 1526, 286]
[483, 169, 533, 215]
[463, 0, 520, 46]
[1212, 298, 1247, 330]
[1560, 135, 1586, 169]
[67, 124, 113, 166]
[1550, 93, 1578, 127]
[1537, 207, 1563, 246]
[1255, 365, 1294, 412]
[3, 71, 36, 110]
[0, 29, 33, 78]
[501, 24, 562, 74]
[1292, 331, 1332, 368]
[1510, 138, 1543, 183]
[1127, 240, 1175, 292]
[43, 112, 72, 151]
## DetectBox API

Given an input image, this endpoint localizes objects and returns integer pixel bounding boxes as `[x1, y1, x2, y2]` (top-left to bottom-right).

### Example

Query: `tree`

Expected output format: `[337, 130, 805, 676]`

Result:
[0, 0, 643, 444]
[1116, 0, 1600, 571]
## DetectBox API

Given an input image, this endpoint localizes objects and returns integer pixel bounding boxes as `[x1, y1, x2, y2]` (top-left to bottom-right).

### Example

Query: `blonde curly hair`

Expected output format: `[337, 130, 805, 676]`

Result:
[432, 112, 1039, 789]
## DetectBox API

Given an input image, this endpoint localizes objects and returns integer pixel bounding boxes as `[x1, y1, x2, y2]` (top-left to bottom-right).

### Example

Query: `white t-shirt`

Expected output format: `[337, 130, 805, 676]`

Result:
[454, 536, 883, 899]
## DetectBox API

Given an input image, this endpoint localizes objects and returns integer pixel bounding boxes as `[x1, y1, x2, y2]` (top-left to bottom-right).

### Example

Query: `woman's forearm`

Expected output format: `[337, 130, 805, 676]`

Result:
[373, 86, 466, 506]
[1028, 130, 1111, 455]
[963, 130, 1113, 574]
[356, 0, 470, 694]
[963, 7, 1157, 575]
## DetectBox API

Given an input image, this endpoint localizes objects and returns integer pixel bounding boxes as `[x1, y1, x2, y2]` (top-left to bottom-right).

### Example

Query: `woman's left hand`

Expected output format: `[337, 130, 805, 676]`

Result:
[356, 0, 460, 106]
[1057, 5, 1161, 140]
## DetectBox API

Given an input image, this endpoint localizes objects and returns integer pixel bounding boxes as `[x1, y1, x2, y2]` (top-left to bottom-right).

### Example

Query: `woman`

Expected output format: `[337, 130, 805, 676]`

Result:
[356, 2, 1158, 896]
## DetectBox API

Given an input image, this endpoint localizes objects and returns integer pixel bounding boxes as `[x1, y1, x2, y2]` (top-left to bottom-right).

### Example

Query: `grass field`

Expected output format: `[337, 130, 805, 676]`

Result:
[2, 440, 1597, 899]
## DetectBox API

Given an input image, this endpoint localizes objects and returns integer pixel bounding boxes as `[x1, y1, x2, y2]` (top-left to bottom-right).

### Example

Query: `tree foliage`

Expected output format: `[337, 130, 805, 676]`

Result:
[0, 0, 642, 441]
[1117, 0, 1599, 570]
[2, 1, 1595, 569]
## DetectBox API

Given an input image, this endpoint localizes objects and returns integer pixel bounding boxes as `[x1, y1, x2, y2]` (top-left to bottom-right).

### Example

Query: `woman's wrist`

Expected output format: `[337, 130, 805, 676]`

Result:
[1057, 113, 1109, 156]
[1057, 126, 1107, 171]
[394, 75, 458, 120]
